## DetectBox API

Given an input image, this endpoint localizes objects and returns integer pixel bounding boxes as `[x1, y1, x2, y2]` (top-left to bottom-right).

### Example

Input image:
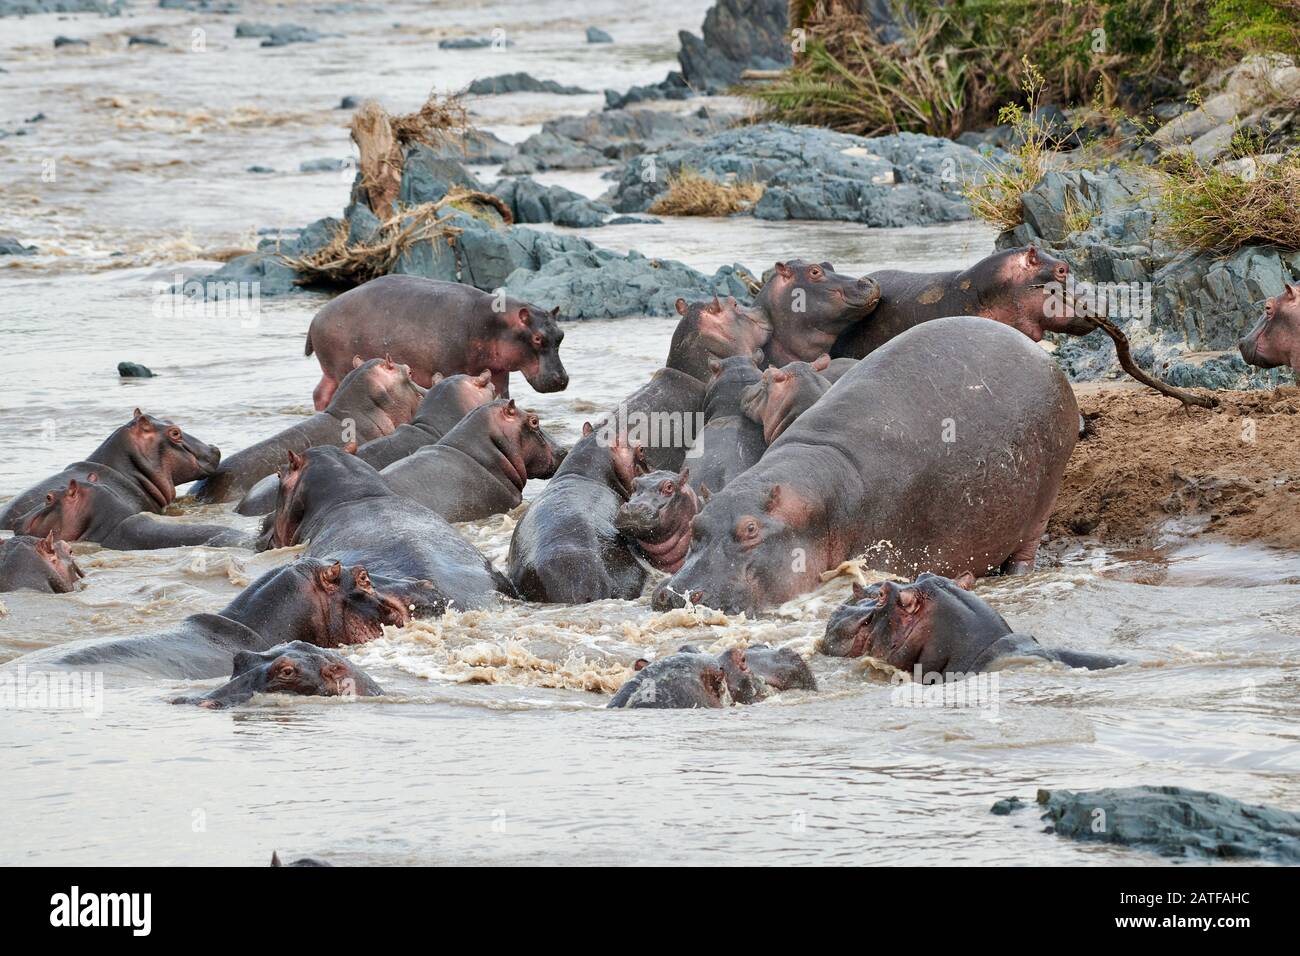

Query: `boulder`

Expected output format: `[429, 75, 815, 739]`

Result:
[677, 0, 790, 93]
[491, 177, 612, 226]
[586, 27, 613, 44]
[502, 106, 730, 174]
[117, 362, 154, 378]
[604, 72, 693, 111]
[397, 147, 481, 205]
[2, 0, 122, 14]
[467, 73, 591, 95]
[0, 236, 37, 256]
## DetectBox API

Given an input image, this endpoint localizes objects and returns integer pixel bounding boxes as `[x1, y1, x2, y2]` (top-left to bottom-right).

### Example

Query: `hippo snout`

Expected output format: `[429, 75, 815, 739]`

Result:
[614, 502, 657, 537]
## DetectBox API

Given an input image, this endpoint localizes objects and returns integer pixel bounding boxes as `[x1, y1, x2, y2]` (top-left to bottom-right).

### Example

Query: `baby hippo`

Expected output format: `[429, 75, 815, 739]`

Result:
[821, 572, 1125, 673]
[740, 353, 833, 444]
[0, 532, 84, 593]
[1239, 284, 1300, 377]
[613, 469, 699, 573]
[174, 641, 383, 709]
[608, 647, 766, 709]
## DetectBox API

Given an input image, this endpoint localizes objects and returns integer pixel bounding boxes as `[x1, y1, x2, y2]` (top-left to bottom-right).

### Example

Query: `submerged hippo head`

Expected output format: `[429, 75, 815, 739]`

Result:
[19, 476, 105, 542]
[740, 353, 832, 444]
[116, 408, 222, 506]
[0, 532, 84, 593]
[653, 480, 824, 614]
[174, 640, 383, 709]
[759, 260, 881, 364]
[678, 642, 817, 694]
[607, 646, 767, 709]
[331, 355, 427, 426]
[974, 245, 1092, 340]
[1239, 285, 1300, 375]
[493, 301, 568, 393]
[820, 571, 993, 668]
[669, 295, 773, 382]
[615, 468, 699, 573]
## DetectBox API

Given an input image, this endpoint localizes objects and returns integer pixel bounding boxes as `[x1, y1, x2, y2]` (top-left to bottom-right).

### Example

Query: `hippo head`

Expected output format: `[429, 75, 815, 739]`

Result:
[740, 353, 831, 444]
[433, 370, 497, 418]
[121, 408, 222, 505]
[759, 260, 881, 364]
[820, 572, 1003, 671]
[480, 398, 564, 486]
[671, 295, 772, 380]
[34, 532, 84, 592]
[267, 444, 379, 550]
[2, 531, 84, 593]
[496, 302, 568, 393]
[713, 646, 769, 703]
[977, 246, 1093, 340]
[1239, 285, 1300, 376]
[332, 355, 427, 426]
[178, 640, 384, 709]
[299, 558, 412, 646]
[653, 480, 825, 614]
[20, 476, 101, 542]
[615, 468, 699, 573]
[581, 421, 649, 499]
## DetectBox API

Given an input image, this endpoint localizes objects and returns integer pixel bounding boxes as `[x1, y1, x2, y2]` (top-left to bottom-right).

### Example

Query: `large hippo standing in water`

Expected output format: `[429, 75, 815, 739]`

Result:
[380, 399, 564, 522]
[507, 424, 649, 603]
[1239, 284, 1300, 377]
[304, 275, 569, 407]
[757, 260, 881, 366]
[833, 246, 1094, 359]
[193, 356, 426, 504]
[173, 641, 383, 709]
[665, 295, 772, 383]
[265, 444, 514, 610]
[656, 317, 1079, 614]
[17, 475, 250, 550]
[822, 572, 1125, 672]
[4, 558, 429, 679]
[0, 532, 83, 593]
[0, 409, 220, 531]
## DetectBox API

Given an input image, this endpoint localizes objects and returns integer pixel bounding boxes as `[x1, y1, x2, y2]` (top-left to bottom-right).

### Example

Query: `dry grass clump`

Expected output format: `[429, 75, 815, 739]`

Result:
[648, 169, 765, 216]
[1158, 150, 1300, 251]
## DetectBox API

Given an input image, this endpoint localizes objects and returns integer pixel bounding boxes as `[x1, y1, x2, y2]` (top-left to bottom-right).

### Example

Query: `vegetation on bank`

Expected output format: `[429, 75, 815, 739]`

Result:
[756, 0, 1300, 137]
[1159, 150, 1300, 250]
[647, 169, 765, 216]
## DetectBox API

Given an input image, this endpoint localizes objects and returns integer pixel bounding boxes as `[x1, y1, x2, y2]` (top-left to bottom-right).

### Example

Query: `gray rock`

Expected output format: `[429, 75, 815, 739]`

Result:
[438, 36, 511, 50]
[1032, 786, 1300, 862]
[159, 0, 240, 11]
[398, 147, 481, 205]
[117, 362, 154, 378]
[491, 177, 611, 226]
[467, 73, 591, 96]
[235, 22, 333, 46]
[185, 252, 302, 298]
[503, 107, 728, 174]
[0, 236, 37, 256]
[299, 157, 350, 173]
[2, 0, 123, 14]
[604, 72, 692, 111]
[128, 36, 167, 47]
[338, 95, 361, 109]
[613, 123, 991, 225]
[53, 36, 89, 48]
[586, 26, 613, 44]
[246, 165, 274, 174]
[502, 248, 754, 319]
[677, 0, 790, 93]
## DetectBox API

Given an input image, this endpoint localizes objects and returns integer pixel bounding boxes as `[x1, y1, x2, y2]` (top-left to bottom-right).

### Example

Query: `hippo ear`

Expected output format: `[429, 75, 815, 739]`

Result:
[86, 472, 99, 483]
[633, 658, 650, 671]
[383, 353, 395, 368]
[851, 581, 867, 601]
[1025, 245, 1040, 266]
[1287, 283, 1299, 300]
[513, 307, 532, 328]
[476, 370, 492, 385]
[231, 649, 265, 678]
[763, 484, 781, 513]
[897, 587, 920, 612]
[271, 852, 283, 867]
[317, 561, 343, 592]
[549, 306, 560, 319]
[812, 353, 831, 372]
[953, 571, 976, 590]
[771, 367, 790, 383]
[709, 295, 723, 314]
[707, 358, 722, 377]
[133, 407, 144, 420]
[288, 449, 305, 470]
[352, 355, 365, 369]
[66, 478, 81, 498]
[342, 441, 358, 455]
[582, 421, 594, 437]
[750, 349, 764, 366]
[505, 399, 517, 416]
[698, 482, 711, 502]
[37, 531, 56, 556]
[675, 297, 688, 316]
[431, 372, 444, 385]
[677, 467, 689, 486]
[775, 261, 793, 279]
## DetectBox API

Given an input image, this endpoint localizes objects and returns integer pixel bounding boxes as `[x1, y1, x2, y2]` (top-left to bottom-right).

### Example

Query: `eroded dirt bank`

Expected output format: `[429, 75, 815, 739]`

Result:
[1052, 385, 1300, 548]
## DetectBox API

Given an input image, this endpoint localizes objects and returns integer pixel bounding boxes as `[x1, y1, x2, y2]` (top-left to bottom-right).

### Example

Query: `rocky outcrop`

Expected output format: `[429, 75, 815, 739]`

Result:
[501, 107, 731, 174]
[1015, 786, 1300, 862]
[1, 0, 123, 14]
[491, 177, 612, 228]
[1002, 166, 1299, 388]
[604, 72, 692, 111]
[467, 73, 591, 96]
[0, 236, 37, 256]
[677, 0, 790, 93]
[613, 123, 994, 225]
[234, 22, 336, 47]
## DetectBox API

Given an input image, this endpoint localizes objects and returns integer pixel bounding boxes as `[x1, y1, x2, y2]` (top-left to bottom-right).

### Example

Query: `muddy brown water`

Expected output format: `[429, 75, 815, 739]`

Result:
[1, 0, 1297, 865]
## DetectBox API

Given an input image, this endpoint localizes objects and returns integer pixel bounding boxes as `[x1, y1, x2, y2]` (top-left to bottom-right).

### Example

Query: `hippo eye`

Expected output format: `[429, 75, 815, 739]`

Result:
[276, 662, 296, 680]
[167, 427, 182, 442]
[809, 266, 823, 279]
[46, 492, 55, 504]
[659, 482, 674, 495]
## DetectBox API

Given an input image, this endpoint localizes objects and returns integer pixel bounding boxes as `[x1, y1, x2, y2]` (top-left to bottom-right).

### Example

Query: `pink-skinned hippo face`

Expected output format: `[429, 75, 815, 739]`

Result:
[1239, 285, 1300, 376]
[20, 476, 100, 542]
[492, 304, 568, 393]
[676, 295, 772, 359]
[335, 355, 427, 425]
[980, 245, 1092, 340]
[126, 408, 222, 505]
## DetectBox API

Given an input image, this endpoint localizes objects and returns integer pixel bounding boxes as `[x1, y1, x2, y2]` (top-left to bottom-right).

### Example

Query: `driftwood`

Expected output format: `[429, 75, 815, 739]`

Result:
[1074, 314, 1220, 409]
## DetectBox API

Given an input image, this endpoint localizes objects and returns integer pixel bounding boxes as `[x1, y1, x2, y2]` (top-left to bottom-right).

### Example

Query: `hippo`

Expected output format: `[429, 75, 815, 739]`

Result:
[0, 532, 83, 593]
[683, 353, 767, 495]
[821, 572, 1125, 673]
[194, 356, 425, 505]
[173, 640, 383, 708]
[665, 295, 772, 383]
[656, 317, 1078, 614]
[614, 468, 699, 573]
[264, 444, 513, 610]
[1239, 284, 1300, 376]
[0, 409, 220, 531]
[507, 423, 649, 603]
[607, 647, 768, 709]
[740, 353, 832, 445]
[757, 260, 881, 366]
[353, 370, 497, 470]
[3, 558, 429, 679]
[833, 246, 1095, 359]
[271, 853, 332, 867]
[304, 275, 568, 407]
[597, 366, 706, 474]
[677, 642, 817, 693]
[380, 399, 563, 522]
[17, 475, 250, 550]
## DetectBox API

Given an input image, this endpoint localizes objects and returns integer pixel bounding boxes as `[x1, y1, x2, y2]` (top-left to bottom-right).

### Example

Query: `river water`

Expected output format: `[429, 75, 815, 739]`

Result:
[1, 0, 1297, 866]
